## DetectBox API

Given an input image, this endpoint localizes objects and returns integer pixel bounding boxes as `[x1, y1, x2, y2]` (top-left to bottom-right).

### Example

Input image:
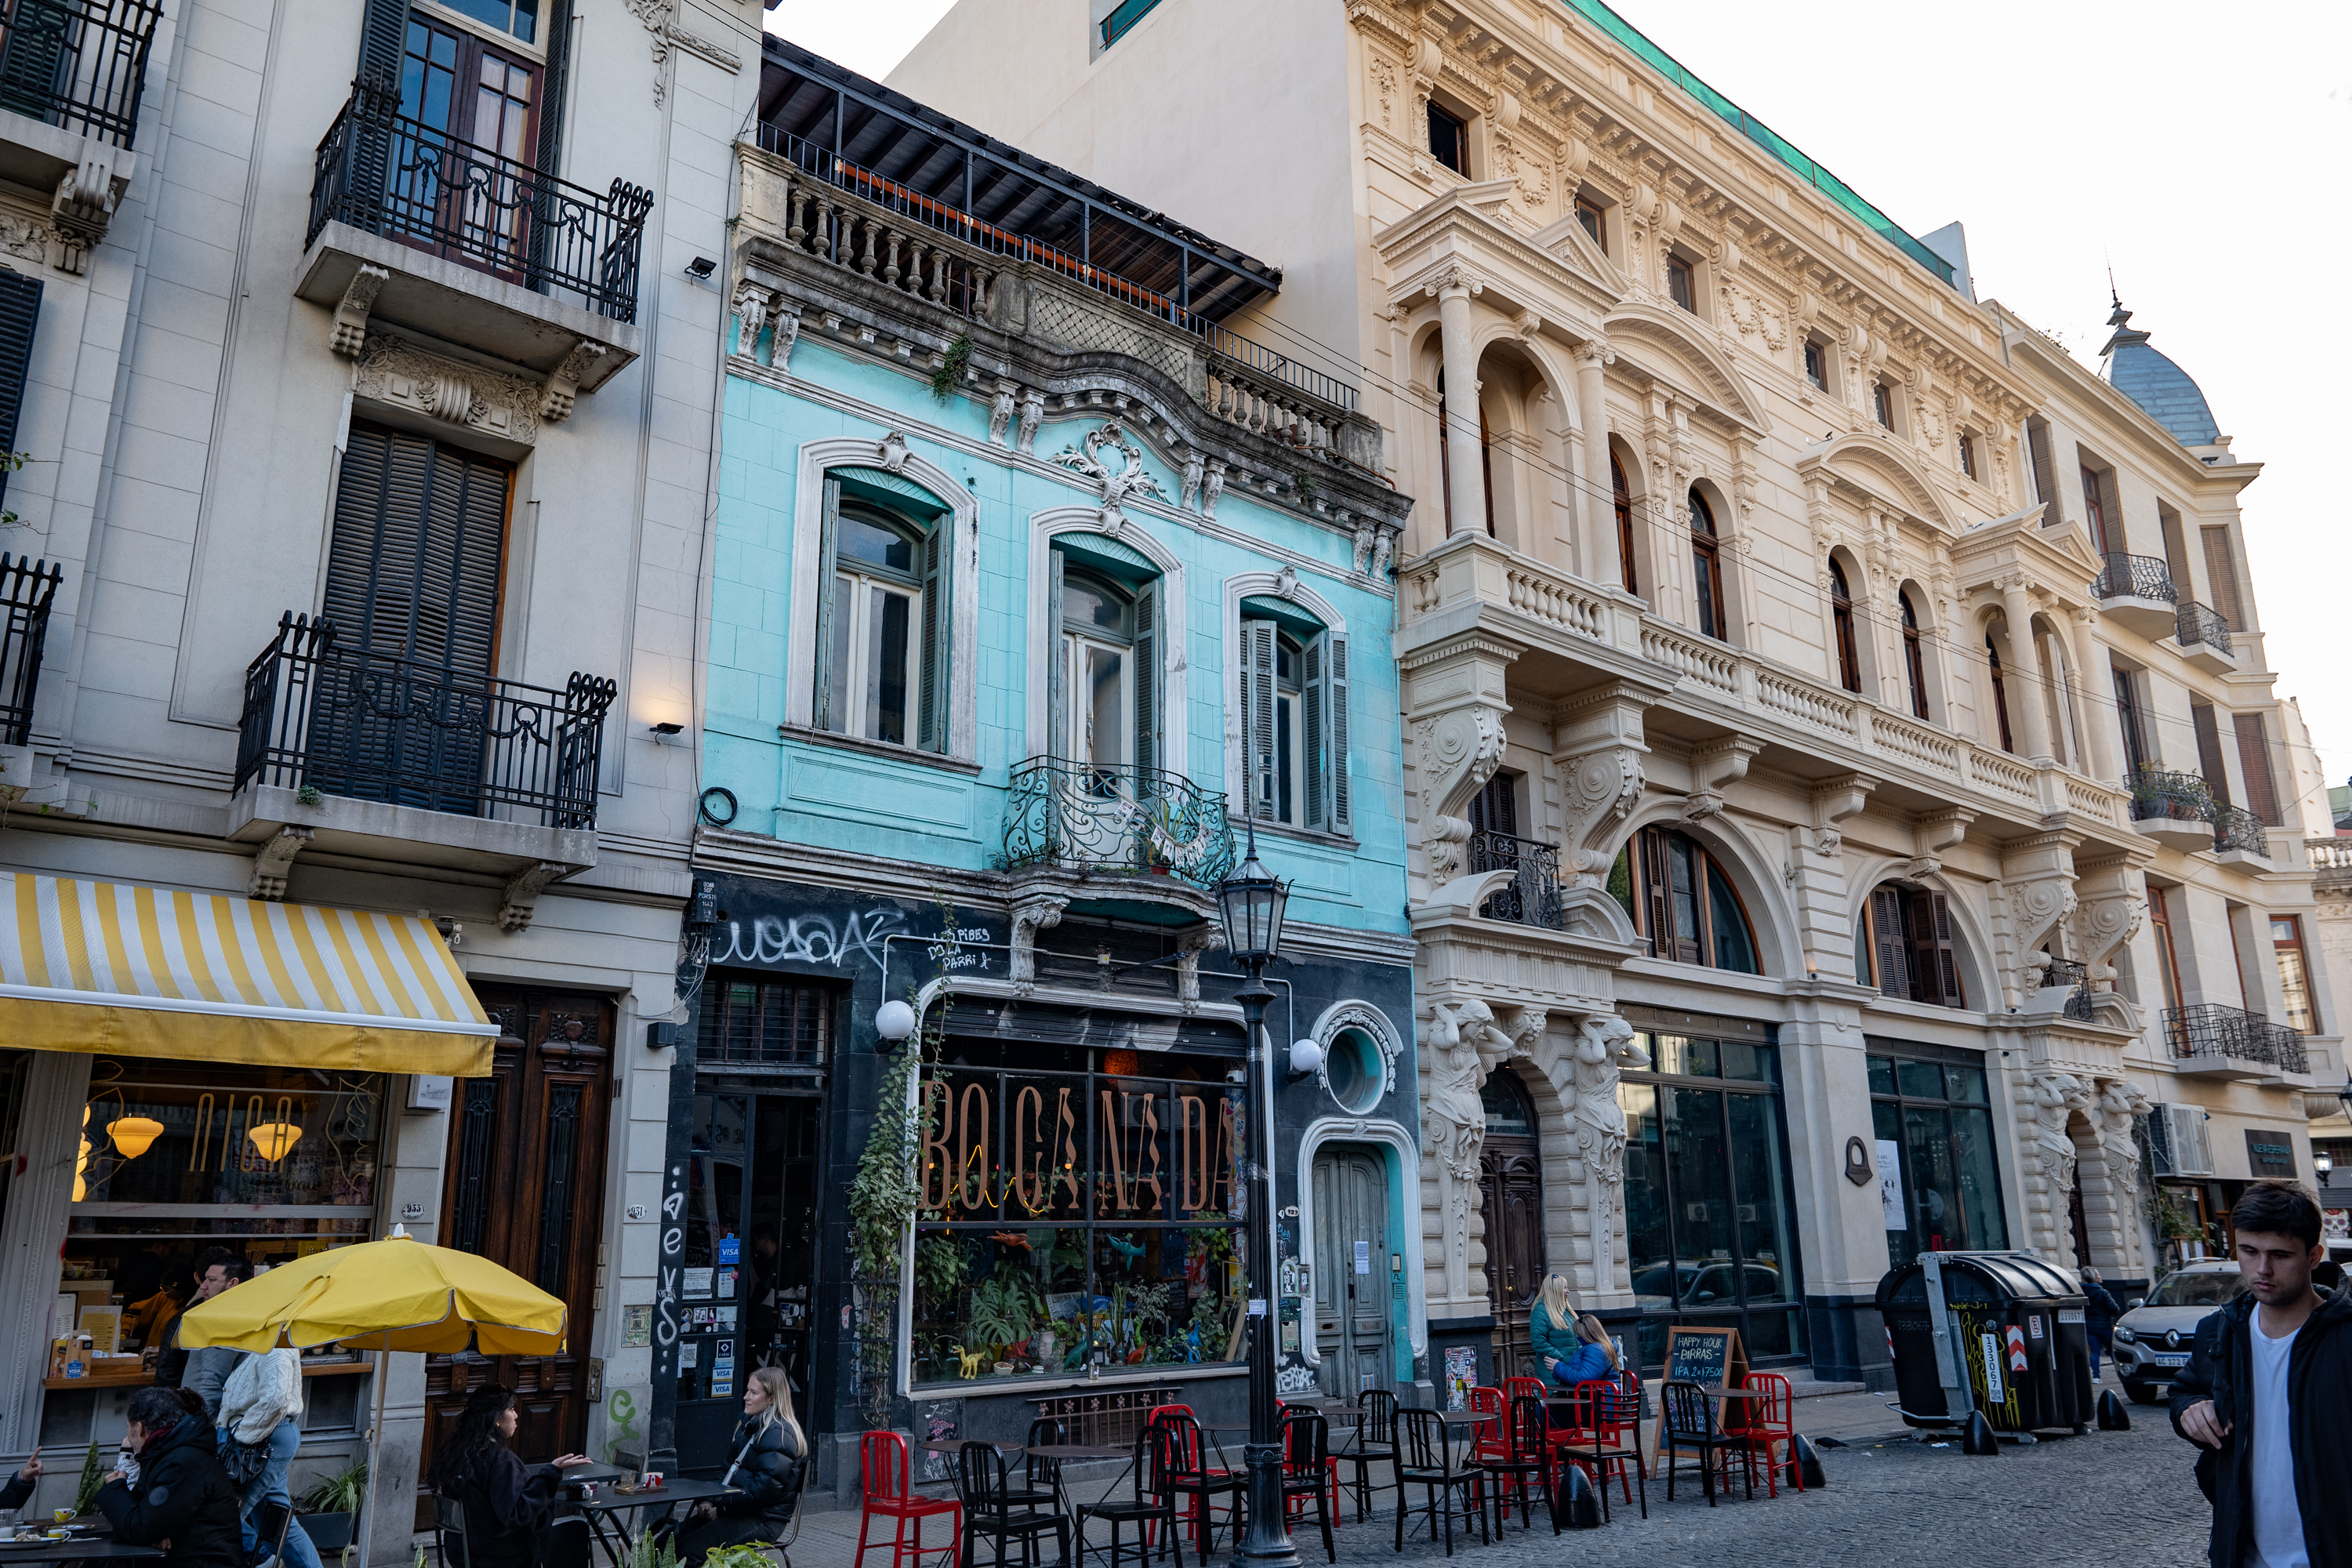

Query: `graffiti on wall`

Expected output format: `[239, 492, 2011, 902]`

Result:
[711, 909, 909, 972]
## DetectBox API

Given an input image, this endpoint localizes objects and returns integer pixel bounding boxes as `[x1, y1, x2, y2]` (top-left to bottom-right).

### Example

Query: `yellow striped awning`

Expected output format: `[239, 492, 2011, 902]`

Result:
[0, 873, 495, 1076]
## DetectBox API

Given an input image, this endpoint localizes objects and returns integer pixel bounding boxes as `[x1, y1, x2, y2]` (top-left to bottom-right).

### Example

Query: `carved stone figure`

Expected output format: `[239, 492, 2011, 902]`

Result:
[2027, 1070, 2092, 1247]
[1016, 389, 1044, 454]
[1371, 526, 1397, 577]
[1563, 1014, 1646, 1282]
[1352, 524, 1375, 575]
[987, 382, 1017, 448]
[1179, 448, 1205, 514]
[731, 280, 771, 355]
[2092, 1077, 2151, 1207]
[1201, 459, 1227, 519]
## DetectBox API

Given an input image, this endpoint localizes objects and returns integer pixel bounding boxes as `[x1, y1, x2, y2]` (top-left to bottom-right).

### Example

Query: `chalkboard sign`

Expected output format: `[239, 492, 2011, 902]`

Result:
[1662, 1325, 1747, 1396]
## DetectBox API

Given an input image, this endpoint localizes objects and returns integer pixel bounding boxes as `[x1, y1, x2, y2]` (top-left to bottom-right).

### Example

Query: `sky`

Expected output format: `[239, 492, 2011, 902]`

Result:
[764, 0, 2352, 822]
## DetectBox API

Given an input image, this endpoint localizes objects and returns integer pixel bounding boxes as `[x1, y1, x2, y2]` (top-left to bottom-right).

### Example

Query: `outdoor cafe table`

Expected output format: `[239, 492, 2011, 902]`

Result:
[565, 1477, 738, 1568]
[0, 1544, 165, 1566]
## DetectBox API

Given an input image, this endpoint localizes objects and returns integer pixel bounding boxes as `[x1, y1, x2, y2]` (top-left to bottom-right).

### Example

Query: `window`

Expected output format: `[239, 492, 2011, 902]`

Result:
[2190, 702, 2232, 809]
[1900, 592, 1929, 720]
[1958, 433, 1977, 481]
[1055, 564, 1145, 770]
[439, 0, 541, 43]
[0, 267, 38, 521]
[1829, 559, 1861, 694]
[1802, 339, 1827, 392]
[1986, 635, 2013, 753]
[1427, 101, 1467, 175]
[1238, 609, 1349, 833]
[2115, 668, 2151, 775]
[1871, 381, 1894, 430]
[1610, 455, 1638, 595]
[1688, 489, 1726, 640]
[2234, 712, 2281, 826]
[2147, 885, 2185, 1013]
[1869, 1052, 2009, 1269]
[1574, 195, 1607, 255]
[2025, 416, 2061, 520]
[697, 975, 832, 1066]
[1609, 827, 1759, 973]
[814, 480, 948, 750]
[2273, 916, 2314, 1034]
[1855, 884, 1966, 1007]
[2201, 525, 2246, 630]
[2079, 462, 2112, 555]
[1665, 254, 1696, 314]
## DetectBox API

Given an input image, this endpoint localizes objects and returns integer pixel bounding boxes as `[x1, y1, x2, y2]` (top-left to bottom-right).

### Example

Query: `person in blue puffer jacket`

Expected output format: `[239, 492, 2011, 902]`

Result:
[1530, 1272, 1621, 1387]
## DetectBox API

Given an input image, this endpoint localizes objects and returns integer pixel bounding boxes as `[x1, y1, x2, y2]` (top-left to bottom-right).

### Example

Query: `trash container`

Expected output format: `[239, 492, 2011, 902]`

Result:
[1876, 1250, 2093, 1434]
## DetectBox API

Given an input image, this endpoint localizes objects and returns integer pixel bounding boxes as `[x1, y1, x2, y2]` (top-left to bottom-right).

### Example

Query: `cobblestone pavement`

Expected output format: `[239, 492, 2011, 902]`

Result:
[785, 1386, 2212, 1568]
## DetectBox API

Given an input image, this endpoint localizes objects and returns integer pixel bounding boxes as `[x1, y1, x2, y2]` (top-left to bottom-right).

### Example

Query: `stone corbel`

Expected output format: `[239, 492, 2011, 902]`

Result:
[1552, 681, 1657, 884]
[877, 430, 911, 474]
[498, 861, 572, 933]
[2000, 829, 2080, 960]
[1809, 772, 1876, 855]
[731, 279, 772, 355]
[2067, 853, 2146, 987]
[1201, 459, 1227, 519]
[1493, 1004, 1548, 1061]
[1008, 895, 1068, 994]
[988, 381, 1018, 448]
[330, 264, 390, 358]
[770, 298, 801, 369]
[1410, 644, 1515, 883]
[1174, 924, 1218, 1015]
[1352, 522, 1377, 575]
[539, 341, 609, 422]
[249, 826, 313, 901]
[1372, 525, 1398, 577]
[1015, 389, 1044, 455]
[1681, 736, 1762, 822]
[1907, 807, 1974, 881]
[46, 154, 118, 274]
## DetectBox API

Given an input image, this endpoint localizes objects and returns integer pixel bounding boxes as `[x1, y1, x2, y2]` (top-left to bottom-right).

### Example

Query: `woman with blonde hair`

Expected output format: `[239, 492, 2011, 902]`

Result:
[677, 1366, 808, 1563]
[1529, 1272, 1620, 1386]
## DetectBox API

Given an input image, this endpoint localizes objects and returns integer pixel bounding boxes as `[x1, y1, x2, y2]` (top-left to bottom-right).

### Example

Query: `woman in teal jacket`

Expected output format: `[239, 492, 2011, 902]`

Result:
[1530, 1272, 1619, 1386]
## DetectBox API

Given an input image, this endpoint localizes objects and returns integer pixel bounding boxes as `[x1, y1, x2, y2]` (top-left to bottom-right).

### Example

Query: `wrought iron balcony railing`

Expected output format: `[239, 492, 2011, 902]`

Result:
[2127, 768, 2213, 826]
[2212, 804, 2270, 858]
[2164, 1002, 2305, 1072]
[234, 612, 615, 831]
[1465, 829, 1564, 929]
[0, 554, 59, 746]
[2175, 599, 2233, 656]
[309, 78, 654, 323]
[0, 0, 160, 149]
[1001, 757, 1236, 890]
[2089, 552, 2175, 604]
[2039, 956, 2095, 1022]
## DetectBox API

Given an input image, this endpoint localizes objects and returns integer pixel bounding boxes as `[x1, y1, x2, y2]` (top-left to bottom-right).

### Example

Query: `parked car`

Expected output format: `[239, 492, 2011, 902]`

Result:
[2113, 1261, 2245, 1404]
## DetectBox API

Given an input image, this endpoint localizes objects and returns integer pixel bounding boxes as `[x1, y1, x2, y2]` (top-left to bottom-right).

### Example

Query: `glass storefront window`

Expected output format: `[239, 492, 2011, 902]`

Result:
[1617, 1033, 1804, 1367]
[910, 1056, 1246, 1385]
[1870, 1051, 2009, 1269]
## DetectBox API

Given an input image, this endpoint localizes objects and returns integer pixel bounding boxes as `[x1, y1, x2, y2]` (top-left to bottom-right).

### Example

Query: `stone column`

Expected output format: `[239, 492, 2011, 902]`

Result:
[2068, 608, 2118, 782]
[1998, 576, 2054, 761]
[1436, 272, 1487, 540]
[1574, 338, 1621, 589]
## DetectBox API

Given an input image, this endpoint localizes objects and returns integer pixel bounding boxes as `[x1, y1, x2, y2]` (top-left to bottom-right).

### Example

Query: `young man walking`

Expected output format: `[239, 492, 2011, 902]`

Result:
[2172, 1181, 2351, 1567]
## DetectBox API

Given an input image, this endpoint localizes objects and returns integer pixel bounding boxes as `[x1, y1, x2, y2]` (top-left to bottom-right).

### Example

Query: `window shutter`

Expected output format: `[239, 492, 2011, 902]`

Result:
[1132, 575, 1160, 777]
[2200, 526, 2245, 631]
[1902, 890, 1942, 1005]
[2026, 419, 2060, 520]
[1639, 830, 1672, 960]
[916, 516, 949, 753]
[2233, 713, 2280, 826]
[1870, 886, 1911, 999]
[1240, 619, 1276, 819]
[1324, 627, 1350, 833]
[0, 268, 38, 518]
[809, 477, 842, 732]
[1045, 547, 1066, 761]
[1929, 893, 1962, 1007]
[1301, 634, 1323, 831]
[2190, 703, 2230, 808]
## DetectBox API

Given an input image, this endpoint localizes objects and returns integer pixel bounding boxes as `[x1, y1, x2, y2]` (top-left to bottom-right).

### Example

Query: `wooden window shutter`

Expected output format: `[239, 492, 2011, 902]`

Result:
[1301, 635, 1324, 831]
[1132, 575, 1160, 776]
[1870, 886, 1911, 999]
[1639, 829, 1672, 960]
[1662, 833, 1702, 964]
[1468, 774, 1515, 837]
[2201, 526, 2245, 630]
[0, 268, 38, 518]
[1314, 627, 1350, 832]
[2027, 419, 2060, 520]
[2233, 713, 2281, 826]
[809, 477, 842, 732]
[1930, 895, 1963, 1007]
[2190, 703, 2231, 808]
[1239, 619, 1276, 818]
[324, 423, 506, 672]
[916, 516, 949, 753]
[1902, 890, 1942, 1004]
[1044, 546, 1066, 760]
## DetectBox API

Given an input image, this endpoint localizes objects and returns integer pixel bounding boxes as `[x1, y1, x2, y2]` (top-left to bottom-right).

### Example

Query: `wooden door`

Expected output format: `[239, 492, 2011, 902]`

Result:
[1310, 1147, 1392, 1398]
[416, 988, 612, 1527]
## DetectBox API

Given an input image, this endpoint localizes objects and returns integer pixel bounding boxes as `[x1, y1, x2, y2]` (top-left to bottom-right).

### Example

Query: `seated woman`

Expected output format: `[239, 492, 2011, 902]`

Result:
[676, 1367, 808, 1566]
[1530, 1272, 1621, 1388]
[95, 1386, 244, 1568]
[427, 1385, 591, 1568]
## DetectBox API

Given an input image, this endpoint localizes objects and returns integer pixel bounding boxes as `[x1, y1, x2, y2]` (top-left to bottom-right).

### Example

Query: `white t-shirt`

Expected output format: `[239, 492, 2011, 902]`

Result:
[2248, 1305, 2307, 1568]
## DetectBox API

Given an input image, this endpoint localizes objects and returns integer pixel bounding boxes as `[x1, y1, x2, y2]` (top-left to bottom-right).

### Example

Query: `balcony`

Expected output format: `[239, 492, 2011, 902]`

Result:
[2038, 956, 2096, 1022]
[0, 0, 162, 264]
[1000, 757, 1236, 919]
[1465, 829, 1566, 929]
[296, 80, 647, 400]
[2127, 768, 2219, 852]
[0, 554, 59, 747]
[2174, 599, 2237, 674]
[2212, 804, 2270, 862]
[227, 613, 613, 920]
[2311, 837, 2352, 896]
[2088, 551, 2177, 638]
[2165, 1002, 2303, 1079]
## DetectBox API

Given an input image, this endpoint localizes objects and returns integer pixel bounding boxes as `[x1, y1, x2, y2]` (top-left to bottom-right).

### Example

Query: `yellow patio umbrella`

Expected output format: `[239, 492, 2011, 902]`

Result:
[180, 1229, 567, 1565]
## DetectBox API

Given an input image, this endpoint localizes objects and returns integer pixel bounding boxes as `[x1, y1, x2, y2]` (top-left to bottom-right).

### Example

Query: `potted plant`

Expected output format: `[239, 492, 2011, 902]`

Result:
[296, 1461, 368, 1559]
[70, 1441, 104, 1519]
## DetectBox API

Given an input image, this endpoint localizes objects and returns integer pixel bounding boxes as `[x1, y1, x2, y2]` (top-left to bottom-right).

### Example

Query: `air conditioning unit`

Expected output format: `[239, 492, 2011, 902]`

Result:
[2150, 1103, 2215, 1178]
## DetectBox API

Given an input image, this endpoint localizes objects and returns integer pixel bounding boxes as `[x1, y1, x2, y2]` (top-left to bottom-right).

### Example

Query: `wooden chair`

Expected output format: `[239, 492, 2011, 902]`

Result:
[1344, 1388, 1399, 1523]
[957, 1443, 1071, 1568]
[1726, 1371, 1798, 1497]
[1392, 1408, 1487, 1557]
[1279, 1410, 1337, 1563]
[1564, 1373, 1646, 1522]
[1659, 1380, 1751, 1508]
[1150, 1410, 1243, 1556]
[855, 1431, 963, 1568]
[1073, 1425, 1183, 1568]
[1479, 1396, 1551, 1535]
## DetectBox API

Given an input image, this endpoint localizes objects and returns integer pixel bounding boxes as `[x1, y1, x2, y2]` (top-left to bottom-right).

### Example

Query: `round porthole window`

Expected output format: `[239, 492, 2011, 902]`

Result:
[1323, 1028, 1384, 1114]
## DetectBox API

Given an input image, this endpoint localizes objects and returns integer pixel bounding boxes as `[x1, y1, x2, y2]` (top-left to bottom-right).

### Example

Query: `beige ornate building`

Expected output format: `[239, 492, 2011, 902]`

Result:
[889, 0, 2336, 1391]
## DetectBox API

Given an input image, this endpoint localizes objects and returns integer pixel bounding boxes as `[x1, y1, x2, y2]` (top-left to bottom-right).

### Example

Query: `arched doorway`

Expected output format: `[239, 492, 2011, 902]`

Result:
[1478, 1072, 1544, 1379]
[1311, 1143, 1395, 1397]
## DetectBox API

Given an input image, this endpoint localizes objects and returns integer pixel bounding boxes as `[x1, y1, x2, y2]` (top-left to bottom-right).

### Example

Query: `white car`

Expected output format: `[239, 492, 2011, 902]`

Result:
[2112, 1261, 2244, 1404]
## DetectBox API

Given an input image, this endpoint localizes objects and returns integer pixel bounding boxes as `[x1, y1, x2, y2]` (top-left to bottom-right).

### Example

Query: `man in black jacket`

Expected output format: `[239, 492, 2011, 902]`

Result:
[2171, 1181, 2351, 1568]
[95, 1386, 243, 1568]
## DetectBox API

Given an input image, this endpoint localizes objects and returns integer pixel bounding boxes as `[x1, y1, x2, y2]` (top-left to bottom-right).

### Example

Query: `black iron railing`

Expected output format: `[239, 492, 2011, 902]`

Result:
[234, 612, 615, 830]
[0, 0, 159, 149]
[0, 553, 60, 746]
[1001, 756, 1236, 889]
[2176, 600, 2233, 656]
[2127, 768, 2214, 826]
[2164, 1003, 2305, 1072]
[2212, 804, 2270, 858]
[2090, 552, 2175, 604]
[2040, 956, 2095, 1022]
[309, 78, 654, 322]
[1466, 829, 1564, 928]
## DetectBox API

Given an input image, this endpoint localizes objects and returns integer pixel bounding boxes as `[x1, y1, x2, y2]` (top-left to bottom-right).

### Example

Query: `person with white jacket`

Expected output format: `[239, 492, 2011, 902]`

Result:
[218, 1348, 321, 1568]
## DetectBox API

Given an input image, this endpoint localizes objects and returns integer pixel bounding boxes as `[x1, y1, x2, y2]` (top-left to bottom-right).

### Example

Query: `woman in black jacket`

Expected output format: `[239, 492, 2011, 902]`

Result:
[94, 1387, 244, 1568]
[677, 1367, 807, 1565]
[428, 1385, 592, 1568]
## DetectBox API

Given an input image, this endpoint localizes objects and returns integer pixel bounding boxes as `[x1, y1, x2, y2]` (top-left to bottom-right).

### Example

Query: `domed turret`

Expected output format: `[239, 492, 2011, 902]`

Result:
[2098, 297, 2220, 447]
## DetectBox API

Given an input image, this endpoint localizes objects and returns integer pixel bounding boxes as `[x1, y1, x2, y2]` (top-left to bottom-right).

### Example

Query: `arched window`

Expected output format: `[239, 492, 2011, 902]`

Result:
[1050, 552, 1161, 775]
[1689, 489, 1726, 640]
[1856, 882, 1967, 1008]
[1985, 634, 2013, 753]
[815, 487, 946, 750]
[1829, 559, 1861, 693]
[1611, 455, 1638, 593]
[1607, 826, 1759, 974]
[1901, 592, 1929, 720]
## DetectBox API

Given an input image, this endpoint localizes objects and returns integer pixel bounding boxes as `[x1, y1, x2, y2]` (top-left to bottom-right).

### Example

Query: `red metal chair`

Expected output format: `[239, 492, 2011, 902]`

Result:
[1727, 1371, 1798, 1496]
[1468, 1385, 1508, 1465]
[1501, 1376, 1548, 1406]
[854, 1431, 961, 1568]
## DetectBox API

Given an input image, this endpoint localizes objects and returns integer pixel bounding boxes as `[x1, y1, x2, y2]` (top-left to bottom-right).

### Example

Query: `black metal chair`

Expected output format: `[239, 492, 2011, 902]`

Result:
[1279, 1410, 1336, 1564]
[1479, 1396, 1550, 1534]
[1017, 1417, 1073, 1511]
[1660, 1379, 1751, 1508]
[1568, 1370, 1648, 1523]
[434, 1495, 470, 1568]
[1073, 1424, 1182, 1568]
[1392, 1408, 1487, 1557]
[1345, 1388, 1399, 1523]
[958, 1442, 1073, 1568]
[1151, 1410, 1244, 1558]
[535, 1517, 593, 1568]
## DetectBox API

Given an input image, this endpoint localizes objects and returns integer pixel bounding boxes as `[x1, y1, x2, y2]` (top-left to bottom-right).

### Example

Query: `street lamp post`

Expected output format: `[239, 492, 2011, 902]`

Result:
[1216, 815, 1297, 1568]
